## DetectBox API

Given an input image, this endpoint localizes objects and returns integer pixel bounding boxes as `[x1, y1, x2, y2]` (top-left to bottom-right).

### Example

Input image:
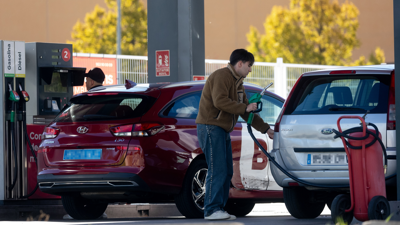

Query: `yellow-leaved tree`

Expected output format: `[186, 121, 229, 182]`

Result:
[68, 0, 147, 55]
[247, 0, 385, 66]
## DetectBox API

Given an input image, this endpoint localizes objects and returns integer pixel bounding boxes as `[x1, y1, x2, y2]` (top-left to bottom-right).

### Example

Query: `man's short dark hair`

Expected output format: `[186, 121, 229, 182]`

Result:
[229, 49, 255, 66]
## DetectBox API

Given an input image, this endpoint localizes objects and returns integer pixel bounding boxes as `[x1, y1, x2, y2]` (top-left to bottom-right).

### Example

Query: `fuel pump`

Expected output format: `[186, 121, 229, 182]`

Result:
[0, 41, 86, 203]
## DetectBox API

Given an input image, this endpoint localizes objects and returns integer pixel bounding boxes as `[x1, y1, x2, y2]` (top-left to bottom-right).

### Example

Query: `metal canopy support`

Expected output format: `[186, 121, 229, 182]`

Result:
[0, 41, 4, 202]
[394, 0, 400, 201]
[147, 0, 205, 83]
[117, 0, 121, 55]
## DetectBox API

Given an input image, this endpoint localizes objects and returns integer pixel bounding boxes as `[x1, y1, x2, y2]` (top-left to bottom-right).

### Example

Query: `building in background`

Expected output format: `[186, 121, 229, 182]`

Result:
[0, 0, 394, 63]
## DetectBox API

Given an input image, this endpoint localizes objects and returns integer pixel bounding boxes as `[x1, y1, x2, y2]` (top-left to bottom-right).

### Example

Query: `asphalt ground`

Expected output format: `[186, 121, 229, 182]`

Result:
[1, 203, 366, 225]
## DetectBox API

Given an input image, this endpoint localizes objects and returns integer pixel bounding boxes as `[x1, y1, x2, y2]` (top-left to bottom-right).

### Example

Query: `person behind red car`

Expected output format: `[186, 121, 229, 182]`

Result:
[85, 67, 105, 90]
[64, 67, 106, 220]
[196, 49, 274, 220]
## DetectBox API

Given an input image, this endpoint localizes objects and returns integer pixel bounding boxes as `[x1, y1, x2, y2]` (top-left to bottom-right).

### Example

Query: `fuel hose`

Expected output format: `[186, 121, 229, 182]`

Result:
[9, 115, 40, 197]
[20, 98, 39, 198]
[8, 101, 18, 191]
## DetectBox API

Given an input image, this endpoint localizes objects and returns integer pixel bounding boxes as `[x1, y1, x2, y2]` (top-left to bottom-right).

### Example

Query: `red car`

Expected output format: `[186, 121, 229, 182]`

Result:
[37, 80, 285, 220]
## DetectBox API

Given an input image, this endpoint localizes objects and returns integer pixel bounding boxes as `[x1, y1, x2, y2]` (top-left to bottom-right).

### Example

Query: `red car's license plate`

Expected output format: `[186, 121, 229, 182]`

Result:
[63, 149, 102, 160]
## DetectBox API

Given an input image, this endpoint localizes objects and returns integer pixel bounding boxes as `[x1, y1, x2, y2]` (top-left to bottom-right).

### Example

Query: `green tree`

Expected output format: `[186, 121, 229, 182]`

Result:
[68, 0, 147, 55]
[247, 0, 385, 66]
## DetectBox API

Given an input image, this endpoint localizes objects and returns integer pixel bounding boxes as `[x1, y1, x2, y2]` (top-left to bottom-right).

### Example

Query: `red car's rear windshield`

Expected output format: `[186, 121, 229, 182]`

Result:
[54, 94, 156, 122]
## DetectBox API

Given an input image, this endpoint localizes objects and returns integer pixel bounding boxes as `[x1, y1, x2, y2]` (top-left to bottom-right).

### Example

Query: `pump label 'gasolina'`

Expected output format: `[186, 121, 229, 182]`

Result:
[3, 41, 15, 77]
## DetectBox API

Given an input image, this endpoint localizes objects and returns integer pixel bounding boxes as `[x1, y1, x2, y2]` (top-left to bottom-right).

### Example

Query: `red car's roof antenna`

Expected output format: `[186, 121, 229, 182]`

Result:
[125, 79, 137, 89]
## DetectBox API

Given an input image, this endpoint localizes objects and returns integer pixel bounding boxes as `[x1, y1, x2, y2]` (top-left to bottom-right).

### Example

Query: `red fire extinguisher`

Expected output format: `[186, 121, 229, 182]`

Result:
[331, 115, 390, 223]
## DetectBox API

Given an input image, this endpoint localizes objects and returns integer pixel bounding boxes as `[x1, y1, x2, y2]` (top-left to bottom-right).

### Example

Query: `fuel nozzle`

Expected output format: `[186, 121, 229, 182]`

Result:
[18, 83, 29, 102]
[8, 84, 20, 103]
[260, 82, 273, 96]
[247, 82, 273, 125]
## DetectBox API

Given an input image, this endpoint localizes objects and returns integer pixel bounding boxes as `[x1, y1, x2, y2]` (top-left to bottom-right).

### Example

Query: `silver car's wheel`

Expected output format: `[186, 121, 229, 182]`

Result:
[283, 187, 325, 219]
[175, 159, 207, 218]
[191, 168, 207, 211]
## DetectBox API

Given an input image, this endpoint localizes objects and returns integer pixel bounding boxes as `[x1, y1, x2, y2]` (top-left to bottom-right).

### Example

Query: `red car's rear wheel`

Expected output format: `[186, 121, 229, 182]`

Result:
[175, 159, 207, 218]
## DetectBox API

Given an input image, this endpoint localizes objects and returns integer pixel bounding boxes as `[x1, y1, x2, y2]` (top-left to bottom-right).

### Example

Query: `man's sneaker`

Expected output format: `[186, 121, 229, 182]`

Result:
[221, 210, 236, 220]
[204, 210, 230, 220]
[227, 214, 236, 220]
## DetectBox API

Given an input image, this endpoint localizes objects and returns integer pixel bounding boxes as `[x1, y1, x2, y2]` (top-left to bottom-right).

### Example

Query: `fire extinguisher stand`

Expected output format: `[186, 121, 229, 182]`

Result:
[331, 115, 390, 224]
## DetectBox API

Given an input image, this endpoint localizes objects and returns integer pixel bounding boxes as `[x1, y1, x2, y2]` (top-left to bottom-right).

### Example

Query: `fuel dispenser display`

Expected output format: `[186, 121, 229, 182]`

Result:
[25, 43, 85, 125]
[0, 41, 86, 202]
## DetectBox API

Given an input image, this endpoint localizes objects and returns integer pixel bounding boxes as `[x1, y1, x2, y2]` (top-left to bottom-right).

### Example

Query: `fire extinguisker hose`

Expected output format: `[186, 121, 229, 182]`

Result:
[332, 122, 388, 174]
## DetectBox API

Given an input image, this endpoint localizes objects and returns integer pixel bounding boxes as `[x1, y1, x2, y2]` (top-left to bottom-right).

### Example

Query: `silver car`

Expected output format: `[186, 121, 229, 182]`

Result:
[270, 65, 396, 219]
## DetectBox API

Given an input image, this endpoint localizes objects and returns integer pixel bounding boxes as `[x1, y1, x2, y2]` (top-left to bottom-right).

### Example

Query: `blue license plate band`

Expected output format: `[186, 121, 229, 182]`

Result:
[63, 149, 102, 160]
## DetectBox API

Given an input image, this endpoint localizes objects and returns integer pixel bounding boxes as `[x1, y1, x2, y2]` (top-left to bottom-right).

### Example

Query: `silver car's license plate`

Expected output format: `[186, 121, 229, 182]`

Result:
[63, 149, 102, 160]
[307, 153, 348, 165]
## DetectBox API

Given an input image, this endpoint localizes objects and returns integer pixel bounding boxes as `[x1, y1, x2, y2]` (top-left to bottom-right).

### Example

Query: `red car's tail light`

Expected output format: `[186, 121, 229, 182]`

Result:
[132, 123, 164, 137]
[38, 147, 49, 154]
[132, 123, 164, 136]
[42, 127, 60, 139]
[128, 146, 141, 151]
[116, 146, 128, 150]
[110, 124, 134, 136]
[387, 71, 396, 130]
[110, 123, 164, 137]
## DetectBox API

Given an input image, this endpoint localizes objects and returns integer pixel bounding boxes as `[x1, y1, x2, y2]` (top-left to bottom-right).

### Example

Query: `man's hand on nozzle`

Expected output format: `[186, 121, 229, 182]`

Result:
[246, 103, 258, 112]
[267, 128, 274, 139]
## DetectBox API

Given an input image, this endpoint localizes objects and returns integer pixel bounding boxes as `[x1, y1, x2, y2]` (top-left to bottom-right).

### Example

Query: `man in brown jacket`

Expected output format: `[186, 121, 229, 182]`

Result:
[196, 49, 273, 220]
